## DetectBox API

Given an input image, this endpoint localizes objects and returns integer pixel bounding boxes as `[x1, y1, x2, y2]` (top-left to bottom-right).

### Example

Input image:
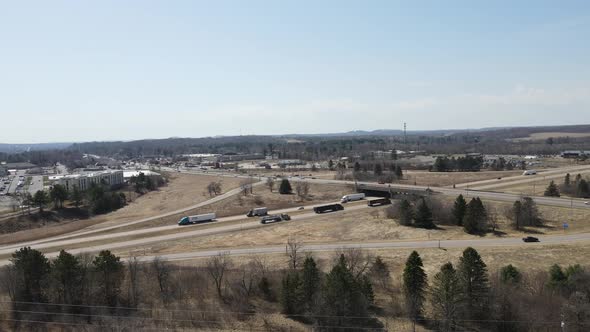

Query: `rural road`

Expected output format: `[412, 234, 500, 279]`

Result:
[2, 228, 589, 266]
[128, 231, 590, 263]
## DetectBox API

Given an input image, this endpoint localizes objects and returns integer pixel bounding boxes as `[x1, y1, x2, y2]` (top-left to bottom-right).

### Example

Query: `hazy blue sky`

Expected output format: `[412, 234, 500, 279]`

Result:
[1, 1, 589, 143]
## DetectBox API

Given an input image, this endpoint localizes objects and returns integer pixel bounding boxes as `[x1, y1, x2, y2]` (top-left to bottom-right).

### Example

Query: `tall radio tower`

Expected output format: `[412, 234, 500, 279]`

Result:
[404, 122, 407, 145]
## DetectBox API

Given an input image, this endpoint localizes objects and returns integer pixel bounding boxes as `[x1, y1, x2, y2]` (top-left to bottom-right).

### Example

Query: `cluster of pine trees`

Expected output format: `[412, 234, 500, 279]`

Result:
[402, 248, 491, 330]
[280, 254, 379, 329]
[431, 155, 484, 172]
[396, 198, 436, 229]
[560, 173, 590, 198]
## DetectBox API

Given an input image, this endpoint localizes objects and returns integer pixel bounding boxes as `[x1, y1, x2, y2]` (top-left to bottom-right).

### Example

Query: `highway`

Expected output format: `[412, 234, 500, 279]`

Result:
[0, 180, 267, 248]
[0, 165, 588, 266]
[454, 164, 590, 190]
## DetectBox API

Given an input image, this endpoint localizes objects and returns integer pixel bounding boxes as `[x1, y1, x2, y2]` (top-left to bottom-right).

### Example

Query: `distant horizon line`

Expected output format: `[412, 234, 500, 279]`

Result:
[2, 123, 590, 145]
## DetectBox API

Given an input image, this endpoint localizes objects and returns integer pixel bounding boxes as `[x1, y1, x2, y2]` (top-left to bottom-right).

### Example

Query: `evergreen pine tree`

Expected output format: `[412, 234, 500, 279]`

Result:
[280, 271, 304, 316]
[451, 194, 467, 226]
[500, 264, 521, 284]
[544, 180, 560, 197]
[577, 179, 589, 198]
[463, 197, 487, 234]
[279, 179, 293, 194]
[564, 173, 571, 187]
[403, 251, 428, 322]
[395, 165, 403, 179]
[431, 262, 462, 332]
[301, 256, 320, 311]
[398, 199, 414, 226]
[414, 198, 435, 229]
[457, 247, 490, 320]
[361, 274, 375, 305]
[323, 255, 368, 324]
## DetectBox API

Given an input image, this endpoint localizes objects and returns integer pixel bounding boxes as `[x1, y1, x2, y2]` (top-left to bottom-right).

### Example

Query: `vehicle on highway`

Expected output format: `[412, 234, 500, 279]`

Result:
[368, 198, 391, 207]
[313, 203, 344, 214]
[247, 207, 268, 217]
[178, 213, 216, 225]
[522, 236, 539, 243]
[522, 170, 537, 176]
[585, 201, 590, 205]
[260, 213, 291, 224]
[341, 193, 365, 203]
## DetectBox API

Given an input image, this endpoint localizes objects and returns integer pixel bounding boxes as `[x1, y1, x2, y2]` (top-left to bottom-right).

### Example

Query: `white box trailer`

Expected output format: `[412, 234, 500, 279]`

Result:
[178, 213, 216, 225]
[247, 207, 268, 217]
[341, 193, 366, 203]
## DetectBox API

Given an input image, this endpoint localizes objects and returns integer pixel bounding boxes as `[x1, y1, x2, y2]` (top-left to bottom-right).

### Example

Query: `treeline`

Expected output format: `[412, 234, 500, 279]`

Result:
[0, 150, 85, 169]
[431, 156, 484, 172]
[3, 246, 590, 331]
[65, 128, 590, 161]
[558, 173, 590, 198]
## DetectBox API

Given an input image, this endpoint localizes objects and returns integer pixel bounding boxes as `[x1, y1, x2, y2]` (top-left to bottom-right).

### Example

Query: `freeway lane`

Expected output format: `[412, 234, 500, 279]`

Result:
[301, 178, 590, 209]
[0, 203, 372, 261]
[0, 198, 373, 253]
[0, 180, 266, 249]
[454, 164, 590, 189]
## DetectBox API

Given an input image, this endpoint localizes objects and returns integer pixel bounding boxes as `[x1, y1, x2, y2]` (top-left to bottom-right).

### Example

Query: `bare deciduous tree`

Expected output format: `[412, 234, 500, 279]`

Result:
[206, 252, 232, 299]
[266, 178, 275, 192]
[334, 247, 373, 280]
[127, 256, 141, 307]
[207, 181, 222, 196]
[295, 182, 310, 200]
[151, 256, 172, 303]
[286, 237, 303, 269]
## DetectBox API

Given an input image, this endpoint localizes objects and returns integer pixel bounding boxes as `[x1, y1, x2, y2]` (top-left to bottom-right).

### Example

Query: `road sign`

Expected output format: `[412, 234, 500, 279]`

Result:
[563, 222, 569, 229]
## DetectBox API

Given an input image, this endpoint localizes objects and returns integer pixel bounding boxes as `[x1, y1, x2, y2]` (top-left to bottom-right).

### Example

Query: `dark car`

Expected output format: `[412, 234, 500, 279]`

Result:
[522, 236, 539, 243]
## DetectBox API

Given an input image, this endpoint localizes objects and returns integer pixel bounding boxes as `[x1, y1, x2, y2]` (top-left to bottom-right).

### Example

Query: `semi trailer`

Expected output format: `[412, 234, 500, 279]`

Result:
[313, 204, 344, 214]
[368, 198, 391, 207]
[260, 213, 291, 224]
[341, 193, 365, 203]
[178, 213, 216, 225]
[247, 207, 268, 217]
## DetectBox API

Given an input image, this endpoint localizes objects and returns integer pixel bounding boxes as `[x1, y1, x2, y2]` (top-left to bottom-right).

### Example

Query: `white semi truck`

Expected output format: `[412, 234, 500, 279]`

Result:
[178, 213, 216, 225]
[247, 207, 268, 217]
[341, 193, 366, 203]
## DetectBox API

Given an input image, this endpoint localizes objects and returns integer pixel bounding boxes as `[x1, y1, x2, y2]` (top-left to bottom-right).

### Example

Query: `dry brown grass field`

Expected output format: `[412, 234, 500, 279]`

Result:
[401, 170, 523, 187]
[119, 197, 590, 258]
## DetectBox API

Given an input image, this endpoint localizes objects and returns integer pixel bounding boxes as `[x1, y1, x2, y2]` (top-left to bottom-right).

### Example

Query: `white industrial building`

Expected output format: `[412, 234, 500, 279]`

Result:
[51, 170, 124, 192]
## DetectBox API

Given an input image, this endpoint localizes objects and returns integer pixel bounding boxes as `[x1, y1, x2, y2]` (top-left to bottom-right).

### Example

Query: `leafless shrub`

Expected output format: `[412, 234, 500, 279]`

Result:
[295, 181, 310, 200]
[206, 252, 232, 299]
[286, 237, 303, 269]
[151, 256, 172, 303]
[333, 247, 373, 279]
